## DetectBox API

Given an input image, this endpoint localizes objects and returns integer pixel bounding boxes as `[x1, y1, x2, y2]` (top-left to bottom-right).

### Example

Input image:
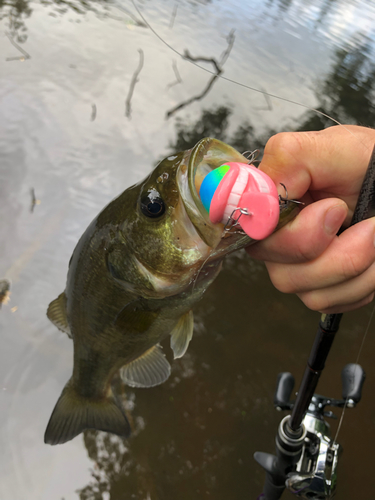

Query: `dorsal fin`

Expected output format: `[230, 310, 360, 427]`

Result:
[47, 292, 72, 338]
[170, 310, 194, 359]
[120, 345, 171, 388]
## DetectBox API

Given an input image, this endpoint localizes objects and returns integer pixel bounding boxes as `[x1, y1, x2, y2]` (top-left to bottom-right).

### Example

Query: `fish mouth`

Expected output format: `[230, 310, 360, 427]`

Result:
[177, 138, 249, 248]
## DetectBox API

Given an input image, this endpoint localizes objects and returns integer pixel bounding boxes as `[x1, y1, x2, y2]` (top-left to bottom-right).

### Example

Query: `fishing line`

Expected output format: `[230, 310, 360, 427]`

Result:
[129, 0, 363, 141]
[129, 0, 374, 288]
[333, 302, 375, 444]
[130, 0, 375, 442]
[191, 250, 217, 293]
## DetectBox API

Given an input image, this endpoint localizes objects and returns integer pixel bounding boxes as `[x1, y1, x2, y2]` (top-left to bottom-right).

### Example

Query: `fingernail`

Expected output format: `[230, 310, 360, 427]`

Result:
[324, 203, 347, 235]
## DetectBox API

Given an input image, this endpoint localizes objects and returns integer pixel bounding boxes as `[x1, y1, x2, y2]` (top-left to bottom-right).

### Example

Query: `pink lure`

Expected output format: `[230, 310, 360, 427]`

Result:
[200, 162, 280, 240]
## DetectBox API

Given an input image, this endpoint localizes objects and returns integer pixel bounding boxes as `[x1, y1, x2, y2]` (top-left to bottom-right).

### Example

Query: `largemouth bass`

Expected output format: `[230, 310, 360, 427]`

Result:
[45, 138, 298, 445]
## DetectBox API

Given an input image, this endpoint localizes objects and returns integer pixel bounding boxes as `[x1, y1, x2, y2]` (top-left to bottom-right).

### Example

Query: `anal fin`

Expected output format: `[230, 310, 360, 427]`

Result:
[170, 310, 194, 359]
[47, 292, 72, 338]
[120, 345, 171, 388]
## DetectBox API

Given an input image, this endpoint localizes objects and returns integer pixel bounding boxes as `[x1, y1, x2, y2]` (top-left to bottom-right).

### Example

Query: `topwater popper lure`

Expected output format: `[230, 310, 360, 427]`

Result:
[199, 161, 280, 240]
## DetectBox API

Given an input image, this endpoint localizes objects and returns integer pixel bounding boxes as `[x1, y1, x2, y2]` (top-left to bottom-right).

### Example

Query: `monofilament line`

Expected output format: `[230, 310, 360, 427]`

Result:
[333, 303, 375, 444]
[131, 0, 350, 130]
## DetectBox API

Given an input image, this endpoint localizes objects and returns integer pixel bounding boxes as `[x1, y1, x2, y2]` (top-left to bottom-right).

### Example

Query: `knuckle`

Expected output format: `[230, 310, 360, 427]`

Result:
[265, 132, 289, 152]
[365, 292, 375, 305]
[265, 131, 314, 159]
[341, 251, 368, 280]
[264, 134, 298, 167]
[299, 291, 375, 314]
[361, 293, 375, 307]
[298, 291, 328, 312]
[268, 267, 296, 294]
[272, 280, 293, 294]
[265, 131, 302, 152]
[293, 241, 319, 263]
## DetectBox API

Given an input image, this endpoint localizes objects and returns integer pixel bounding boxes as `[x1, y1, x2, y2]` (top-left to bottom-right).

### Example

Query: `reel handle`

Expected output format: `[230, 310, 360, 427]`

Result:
[341, 363, 366, 404]
[274, 372, 295, 410]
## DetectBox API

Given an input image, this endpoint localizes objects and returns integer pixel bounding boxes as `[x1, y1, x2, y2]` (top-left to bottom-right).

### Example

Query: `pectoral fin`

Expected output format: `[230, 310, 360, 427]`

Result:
[120, 345, 171, 388]
[115, 300, 160, 333]
[47, 292, 72, 338]
[170, 310, 194, 359]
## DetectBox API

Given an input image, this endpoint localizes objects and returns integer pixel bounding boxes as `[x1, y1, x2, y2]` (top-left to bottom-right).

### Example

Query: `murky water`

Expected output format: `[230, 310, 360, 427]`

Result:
[1, 0, 375, 498]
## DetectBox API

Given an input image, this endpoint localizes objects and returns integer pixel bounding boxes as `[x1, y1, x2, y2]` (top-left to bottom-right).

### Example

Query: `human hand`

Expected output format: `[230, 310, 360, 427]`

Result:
[246, 125, 375, 313]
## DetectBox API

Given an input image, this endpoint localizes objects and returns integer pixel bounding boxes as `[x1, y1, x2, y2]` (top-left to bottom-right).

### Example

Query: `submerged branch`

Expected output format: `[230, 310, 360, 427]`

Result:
[125, 49, 144, 119]
[254, 87, 273, 111]
[91, 103, 97, 122]
[114, 3, 147, 28]
[169, 2, 178, 29]
[167, 59, 183, 89]
[219, 29, 235, 66]
[183, 51, 221, 73]
[166, 30, 235, 118]
[5, 32, 31, 61]
[0, 279, 11, 308]
[166, 73, 220, 118]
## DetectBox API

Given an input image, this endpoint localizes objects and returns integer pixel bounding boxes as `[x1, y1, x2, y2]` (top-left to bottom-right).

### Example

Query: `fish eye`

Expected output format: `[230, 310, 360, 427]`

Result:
[140, 193, 165, 218]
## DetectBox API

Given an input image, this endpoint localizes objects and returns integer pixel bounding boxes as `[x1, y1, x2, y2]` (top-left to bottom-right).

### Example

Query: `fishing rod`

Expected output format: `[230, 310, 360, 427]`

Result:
[254, 144, 375, 500]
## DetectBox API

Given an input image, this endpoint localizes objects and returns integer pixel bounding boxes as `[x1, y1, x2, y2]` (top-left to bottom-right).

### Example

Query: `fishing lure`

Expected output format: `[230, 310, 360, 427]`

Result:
[199, 162, 280, 240]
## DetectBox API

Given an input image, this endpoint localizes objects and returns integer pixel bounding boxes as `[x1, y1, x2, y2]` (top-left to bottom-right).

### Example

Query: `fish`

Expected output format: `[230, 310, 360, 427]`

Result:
[44, 138, 299, 445]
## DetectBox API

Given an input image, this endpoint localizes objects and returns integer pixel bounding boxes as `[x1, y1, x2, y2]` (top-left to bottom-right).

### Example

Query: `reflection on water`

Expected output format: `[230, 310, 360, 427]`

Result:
[1, 0, 375, 498]
[169, 105, 266, 160]
[299, 42, 375, 129]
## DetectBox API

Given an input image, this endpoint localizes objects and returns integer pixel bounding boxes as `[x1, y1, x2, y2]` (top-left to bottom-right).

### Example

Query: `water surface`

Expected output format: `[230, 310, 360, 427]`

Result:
[1, 0, 375, 498]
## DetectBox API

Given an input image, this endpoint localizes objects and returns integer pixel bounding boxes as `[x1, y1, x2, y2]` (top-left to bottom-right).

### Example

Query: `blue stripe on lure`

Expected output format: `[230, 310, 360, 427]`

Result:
[199, 164, 230, 212]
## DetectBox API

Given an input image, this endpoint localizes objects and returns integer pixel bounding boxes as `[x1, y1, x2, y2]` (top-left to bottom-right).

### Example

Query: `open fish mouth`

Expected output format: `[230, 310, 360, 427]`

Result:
[177, 138, 249, 248]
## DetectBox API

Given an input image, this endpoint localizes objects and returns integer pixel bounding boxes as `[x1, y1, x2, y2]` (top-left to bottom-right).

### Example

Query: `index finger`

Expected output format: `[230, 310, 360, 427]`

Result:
[259, 126, 375, 213]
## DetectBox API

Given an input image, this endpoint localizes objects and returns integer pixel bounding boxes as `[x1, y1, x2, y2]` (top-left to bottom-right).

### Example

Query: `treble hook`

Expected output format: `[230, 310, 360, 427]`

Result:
[242, 149, 260, 165]
[223, 207, 252, 234]
[279, 183, 305, 206]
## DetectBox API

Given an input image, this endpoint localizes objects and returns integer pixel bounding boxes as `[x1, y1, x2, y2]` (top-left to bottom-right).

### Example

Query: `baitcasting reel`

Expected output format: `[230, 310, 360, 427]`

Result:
[255, 364, 365, 499]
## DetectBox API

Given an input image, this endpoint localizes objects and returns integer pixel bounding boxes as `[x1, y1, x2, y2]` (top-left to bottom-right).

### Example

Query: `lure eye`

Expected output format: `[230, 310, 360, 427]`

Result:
[140, 193, 165, 218]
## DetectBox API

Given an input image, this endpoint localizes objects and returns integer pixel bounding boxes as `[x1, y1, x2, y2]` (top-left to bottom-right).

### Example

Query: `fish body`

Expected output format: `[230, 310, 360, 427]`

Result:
[45, 138, 299, 445]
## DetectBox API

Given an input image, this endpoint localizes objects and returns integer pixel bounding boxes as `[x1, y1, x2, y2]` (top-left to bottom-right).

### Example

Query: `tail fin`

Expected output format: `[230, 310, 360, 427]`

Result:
[44, 379, 131, 445]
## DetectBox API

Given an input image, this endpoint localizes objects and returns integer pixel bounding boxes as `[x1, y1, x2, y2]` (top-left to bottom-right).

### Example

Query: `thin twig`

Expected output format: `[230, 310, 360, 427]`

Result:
[166, 73, 220, 118]
[219, 29, 235, 66]
[125, 49, 144, 119]
[167, 60, 183, 89]
[113, 3, 147, 27]
[169, 2, 178, 29]
[254, 86, 273, 111]
[183, 50, 221, 73]
[0, 279, 11, 308]
[30, 188, 41, 212]
[5, 32, 31, 61]
[91, 104, 97, 122]
[166, 31, 235, 118]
